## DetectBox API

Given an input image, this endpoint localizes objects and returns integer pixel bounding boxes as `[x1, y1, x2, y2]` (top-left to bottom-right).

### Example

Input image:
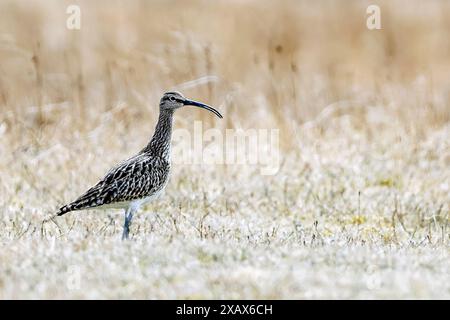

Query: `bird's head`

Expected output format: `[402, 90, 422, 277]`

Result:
[159, 91, 223, 118]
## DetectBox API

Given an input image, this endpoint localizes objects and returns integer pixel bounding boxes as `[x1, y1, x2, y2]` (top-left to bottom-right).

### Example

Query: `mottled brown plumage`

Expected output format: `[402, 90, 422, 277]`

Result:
[56, 153, 171, 214]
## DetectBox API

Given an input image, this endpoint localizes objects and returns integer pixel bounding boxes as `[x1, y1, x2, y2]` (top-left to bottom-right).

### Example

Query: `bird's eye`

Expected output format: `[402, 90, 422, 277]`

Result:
[169, 96, 175, 102]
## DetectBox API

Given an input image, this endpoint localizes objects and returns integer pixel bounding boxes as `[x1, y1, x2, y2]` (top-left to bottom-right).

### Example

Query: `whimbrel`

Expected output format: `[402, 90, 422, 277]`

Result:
[56, 92, 223, 239]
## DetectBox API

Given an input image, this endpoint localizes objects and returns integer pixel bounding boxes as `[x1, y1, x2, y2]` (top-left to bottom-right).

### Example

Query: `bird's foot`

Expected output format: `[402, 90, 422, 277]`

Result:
[121, 229, 129, 240]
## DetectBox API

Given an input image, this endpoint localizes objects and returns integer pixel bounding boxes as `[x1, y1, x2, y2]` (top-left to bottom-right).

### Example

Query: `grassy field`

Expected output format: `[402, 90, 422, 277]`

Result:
[0, 0, 449, 299]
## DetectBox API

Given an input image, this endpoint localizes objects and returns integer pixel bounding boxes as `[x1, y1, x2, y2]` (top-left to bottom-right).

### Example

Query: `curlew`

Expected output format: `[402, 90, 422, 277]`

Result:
[55, 92, 223, 239]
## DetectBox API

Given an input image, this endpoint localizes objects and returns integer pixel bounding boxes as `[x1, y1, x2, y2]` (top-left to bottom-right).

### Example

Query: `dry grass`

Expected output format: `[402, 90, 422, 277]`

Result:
[0, 0, 449, 299]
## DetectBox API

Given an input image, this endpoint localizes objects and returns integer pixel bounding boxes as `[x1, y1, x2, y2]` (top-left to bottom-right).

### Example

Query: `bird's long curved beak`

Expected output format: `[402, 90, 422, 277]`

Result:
[183, 99, 223, 118]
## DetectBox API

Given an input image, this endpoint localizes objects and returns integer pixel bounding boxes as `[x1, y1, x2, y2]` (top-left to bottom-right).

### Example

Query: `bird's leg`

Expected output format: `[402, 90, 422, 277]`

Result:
[122, 206, 136, 240]
[122, 207, 132, 240]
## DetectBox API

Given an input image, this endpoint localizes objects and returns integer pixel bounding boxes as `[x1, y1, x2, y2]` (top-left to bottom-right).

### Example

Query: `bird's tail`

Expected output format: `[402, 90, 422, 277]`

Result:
[56, 204, 74, 217]
[42, 204, 75, 224]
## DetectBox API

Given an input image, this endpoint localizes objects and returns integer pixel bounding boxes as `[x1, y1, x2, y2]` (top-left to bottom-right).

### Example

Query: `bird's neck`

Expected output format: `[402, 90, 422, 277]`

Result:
[144, 109, 174, 161]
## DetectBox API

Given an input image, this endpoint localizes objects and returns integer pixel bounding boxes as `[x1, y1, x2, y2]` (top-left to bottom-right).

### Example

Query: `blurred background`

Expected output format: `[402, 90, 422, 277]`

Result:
[0, 0, 449, 299]
[1, 0, 449, 137]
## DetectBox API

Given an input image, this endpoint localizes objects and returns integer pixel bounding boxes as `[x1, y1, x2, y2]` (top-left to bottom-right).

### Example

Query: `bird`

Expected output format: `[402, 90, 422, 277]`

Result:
[55, 91, 223, 239]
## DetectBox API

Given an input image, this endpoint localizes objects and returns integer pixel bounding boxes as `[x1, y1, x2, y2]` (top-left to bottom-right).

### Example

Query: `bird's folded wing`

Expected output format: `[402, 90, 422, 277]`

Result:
[58, 154, 163, 214]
